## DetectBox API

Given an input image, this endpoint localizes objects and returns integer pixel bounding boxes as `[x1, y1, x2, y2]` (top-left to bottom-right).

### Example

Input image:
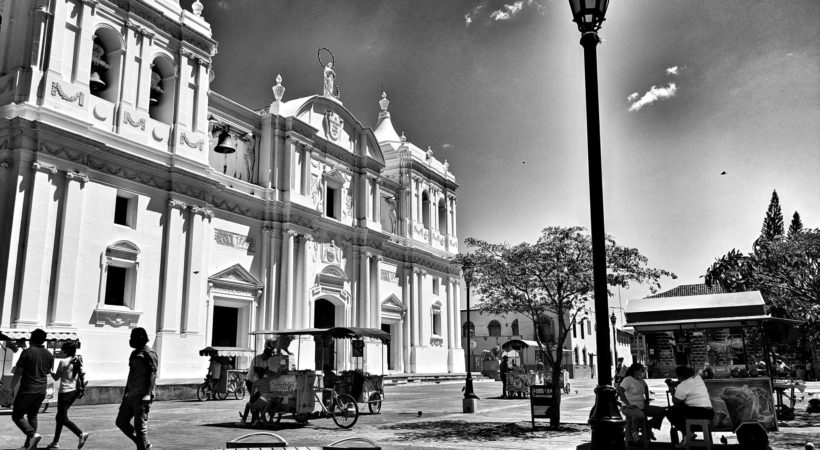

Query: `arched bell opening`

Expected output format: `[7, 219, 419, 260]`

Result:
[148, 54, 176, 124]
[90, 27, 123, 103]
[421, 190, 430, 229]
[437, 197, 446, 235]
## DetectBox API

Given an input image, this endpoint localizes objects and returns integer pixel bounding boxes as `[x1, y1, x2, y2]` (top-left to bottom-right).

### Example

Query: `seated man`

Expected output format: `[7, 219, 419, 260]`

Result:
[666, 365, 714, 448]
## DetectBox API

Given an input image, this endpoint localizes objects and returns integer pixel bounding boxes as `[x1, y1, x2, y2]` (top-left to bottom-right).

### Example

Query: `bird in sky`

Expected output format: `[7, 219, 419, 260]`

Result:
[720, 171, 727, 175]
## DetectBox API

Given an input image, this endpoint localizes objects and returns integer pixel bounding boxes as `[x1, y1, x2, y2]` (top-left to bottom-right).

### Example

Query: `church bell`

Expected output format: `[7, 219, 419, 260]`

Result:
[89, 71, 106, 91]
[214, 130, 237, 154]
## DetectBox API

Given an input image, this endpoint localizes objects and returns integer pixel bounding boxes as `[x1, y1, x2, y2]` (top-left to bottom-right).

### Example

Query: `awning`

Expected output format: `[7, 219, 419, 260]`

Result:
[501, 339, 539, 351]
[198, 346, 255, 357]
[249, 327, 390, 343]
[0, 328, 80, 342]
[625, 290, 804, 332]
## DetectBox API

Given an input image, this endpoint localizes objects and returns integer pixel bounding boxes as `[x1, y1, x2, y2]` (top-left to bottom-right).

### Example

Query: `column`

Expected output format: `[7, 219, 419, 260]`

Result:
[409, 178, 416, 223]
[370, 255, 382, 329]
[373, 180, 382, 226]
[409, 268, 418, 346]
[75, 1, 98, 87]
[298, 234, 312, 329]
[302, 146, 312, 195]
[446, 276, 454, 372]
[14, 162, 59, 326]
[134, 28, 156, 112]
[158, 198, 187, 333]
[278, 230, 295, 329]
[50, 171, 89, 327]
[44, 0, 69, 77]
[416, 269, 426, 345]
[359, 251, 371, 327]
[0, 161, 33, 327]
[194, 58, 210, 134]
[402, 266, 411, 372]
[183, 205, 212, 333]
[266, 228, 280, 330]
[452, 198, 458, 236]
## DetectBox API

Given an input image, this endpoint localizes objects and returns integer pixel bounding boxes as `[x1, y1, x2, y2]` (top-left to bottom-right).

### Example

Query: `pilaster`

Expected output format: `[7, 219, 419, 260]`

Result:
[14, 161, 59, 327]
[182, 205, 212, 334]
[49, 170, 89, 327]
[370, 254, 382, 329]
[278, 229, 296, 329]
[157, 198, 187, 332]
[359, 251, 371, 327]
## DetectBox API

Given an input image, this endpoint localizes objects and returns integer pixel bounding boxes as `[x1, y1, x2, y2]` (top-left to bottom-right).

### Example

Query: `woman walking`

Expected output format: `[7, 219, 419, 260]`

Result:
[47, 341, 90, 449]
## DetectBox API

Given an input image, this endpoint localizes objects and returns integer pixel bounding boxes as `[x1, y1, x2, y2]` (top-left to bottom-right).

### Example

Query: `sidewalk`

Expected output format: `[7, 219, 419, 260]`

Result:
[0, 378, 817, 449]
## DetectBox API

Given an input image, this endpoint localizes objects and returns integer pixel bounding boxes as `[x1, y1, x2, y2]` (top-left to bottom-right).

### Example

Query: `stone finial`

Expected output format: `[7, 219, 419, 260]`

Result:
[191, 0, 204, 16]
[400, 132, 406, 143]
[426, 146, 433, 160]
[379, 91, 390, 112]
[272, 74, 285, 102]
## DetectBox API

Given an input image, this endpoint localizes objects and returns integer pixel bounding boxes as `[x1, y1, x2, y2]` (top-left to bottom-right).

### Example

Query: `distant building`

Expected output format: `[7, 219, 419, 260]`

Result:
[0, 0, 464, 385]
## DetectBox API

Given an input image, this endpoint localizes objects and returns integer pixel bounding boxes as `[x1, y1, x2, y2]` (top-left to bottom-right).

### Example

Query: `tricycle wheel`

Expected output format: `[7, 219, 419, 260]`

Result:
[331, 394, 359, 429]
[197, 383, 211, 401]
[216, 390, 229, 400]
[368, 392, 382, 414]
[234, 385, 246, 400]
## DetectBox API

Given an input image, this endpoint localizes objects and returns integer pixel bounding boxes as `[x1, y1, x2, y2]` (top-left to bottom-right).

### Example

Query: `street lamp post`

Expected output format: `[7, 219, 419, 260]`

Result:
[567, 0, 625, 448]
[611, 311, 619, 364]
[462, 261, 479, 413]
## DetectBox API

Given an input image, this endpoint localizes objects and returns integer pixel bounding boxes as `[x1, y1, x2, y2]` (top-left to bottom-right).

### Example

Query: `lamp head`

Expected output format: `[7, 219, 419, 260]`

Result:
[610, 311, 617, 325]
[568, 0, 610, 34]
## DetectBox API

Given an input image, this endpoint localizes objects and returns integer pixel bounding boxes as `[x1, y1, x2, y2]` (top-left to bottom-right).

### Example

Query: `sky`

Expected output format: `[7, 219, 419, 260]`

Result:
[184, 0, 820, 319]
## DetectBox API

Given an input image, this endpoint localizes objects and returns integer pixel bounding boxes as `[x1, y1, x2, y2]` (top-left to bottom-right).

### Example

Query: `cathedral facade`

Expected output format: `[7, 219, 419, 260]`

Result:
[0, 0, 464, 383]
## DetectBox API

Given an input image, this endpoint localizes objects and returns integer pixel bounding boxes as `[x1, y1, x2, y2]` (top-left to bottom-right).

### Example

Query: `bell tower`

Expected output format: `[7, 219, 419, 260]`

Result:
[0, 0, 216, 164]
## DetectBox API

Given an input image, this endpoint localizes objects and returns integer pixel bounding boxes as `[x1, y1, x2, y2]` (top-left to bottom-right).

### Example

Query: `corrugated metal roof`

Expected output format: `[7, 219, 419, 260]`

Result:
[646, 283, 724, 298]
[625, 291, 766, 327]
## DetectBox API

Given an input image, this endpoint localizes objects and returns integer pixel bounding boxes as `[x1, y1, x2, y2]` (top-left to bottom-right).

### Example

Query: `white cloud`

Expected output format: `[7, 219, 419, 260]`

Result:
[666, 66, 679, 76]
[628, 83, 678, 112]
[627, 92, 639, 103]
[465, 0, 541, 26]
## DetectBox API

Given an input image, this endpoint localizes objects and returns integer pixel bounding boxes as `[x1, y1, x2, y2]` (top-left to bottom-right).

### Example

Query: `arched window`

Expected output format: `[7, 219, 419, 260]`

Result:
[148, 55, 177, 124]
[488, 320, 501, 337]
[437, 198, 446, 235]
[511, 319, 519, 336]
[90, 28, 124, 104]
[580, 320, 585, 339]
[421, 191, 430, 229]
[462, 321, 475, 338]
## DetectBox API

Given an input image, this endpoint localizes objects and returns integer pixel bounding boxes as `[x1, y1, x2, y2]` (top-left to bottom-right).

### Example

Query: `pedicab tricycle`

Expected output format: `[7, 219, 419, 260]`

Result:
[244, 327, 389, 429]
[1, 328, 81, 412]
[502, 339, 570, 398]
[197, 346, 254, 401]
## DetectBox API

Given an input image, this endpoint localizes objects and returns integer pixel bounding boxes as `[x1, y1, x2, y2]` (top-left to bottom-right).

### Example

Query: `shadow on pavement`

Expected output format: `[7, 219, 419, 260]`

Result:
[779, 409, 820, 428]
[381, 420, 587, 443]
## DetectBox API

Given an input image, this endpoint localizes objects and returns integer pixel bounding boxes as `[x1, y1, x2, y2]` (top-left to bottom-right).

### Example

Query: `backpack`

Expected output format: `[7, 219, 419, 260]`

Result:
[73, 356, 88, 399]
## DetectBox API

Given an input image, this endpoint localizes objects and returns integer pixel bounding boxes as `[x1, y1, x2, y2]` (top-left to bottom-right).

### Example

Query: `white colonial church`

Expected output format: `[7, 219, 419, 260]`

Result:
[0, 0, 464, 384]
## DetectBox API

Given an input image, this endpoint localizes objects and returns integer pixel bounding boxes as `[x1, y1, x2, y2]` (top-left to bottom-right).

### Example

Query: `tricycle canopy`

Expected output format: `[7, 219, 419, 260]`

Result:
[199, 346, 254, 357]
[250, 327, 390, 344]
[501, 339, 539, 351]
[0, 328, 80, 344]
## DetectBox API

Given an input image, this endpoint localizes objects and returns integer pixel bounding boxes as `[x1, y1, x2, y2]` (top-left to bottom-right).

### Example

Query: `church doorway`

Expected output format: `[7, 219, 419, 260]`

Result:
[314, 299, 335, 370]
[381, 324, 393, 370]
[212, 305, 239, 347]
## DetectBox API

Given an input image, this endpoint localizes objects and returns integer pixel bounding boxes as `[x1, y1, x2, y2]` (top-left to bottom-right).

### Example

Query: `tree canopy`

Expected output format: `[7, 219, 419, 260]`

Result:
[454, 226, 675, 426]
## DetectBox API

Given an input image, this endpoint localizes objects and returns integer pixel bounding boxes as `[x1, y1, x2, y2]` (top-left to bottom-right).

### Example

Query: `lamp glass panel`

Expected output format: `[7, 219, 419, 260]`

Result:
[570, 0, 582, 15]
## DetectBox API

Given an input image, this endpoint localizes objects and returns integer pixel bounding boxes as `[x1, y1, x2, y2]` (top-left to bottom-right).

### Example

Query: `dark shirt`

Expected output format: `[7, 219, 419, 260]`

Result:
[15, 344, 54, 394]
[125, 345, 158, 399]
[500, 361, 509, 375]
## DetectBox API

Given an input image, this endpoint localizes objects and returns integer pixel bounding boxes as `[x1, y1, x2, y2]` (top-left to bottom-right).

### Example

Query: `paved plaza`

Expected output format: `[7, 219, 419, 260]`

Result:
[1, 378, 819, 449]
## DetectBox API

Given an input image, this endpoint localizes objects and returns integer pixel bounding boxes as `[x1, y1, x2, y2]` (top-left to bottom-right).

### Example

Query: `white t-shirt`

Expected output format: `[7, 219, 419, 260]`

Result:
[619, 376, 646, 409]
[674, 375, 712, 408]
[55, 357, 84, 394]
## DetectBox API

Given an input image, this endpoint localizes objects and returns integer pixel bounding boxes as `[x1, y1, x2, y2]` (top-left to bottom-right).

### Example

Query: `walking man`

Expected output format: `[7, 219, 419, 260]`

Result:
[499, 355, 510, 399]
[0, 328, 53, 450]
[116, 328, 158, 450]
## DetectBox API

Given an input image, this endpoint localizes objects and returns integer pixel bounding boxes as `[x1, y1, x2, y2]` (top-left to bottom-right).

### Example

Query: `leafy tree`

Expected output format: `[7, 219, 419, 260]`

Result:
[455, 226, 675, 428]
[759, 190, 784, 242]
[705, 228, 820, 344]
[788, 211, 803, 238]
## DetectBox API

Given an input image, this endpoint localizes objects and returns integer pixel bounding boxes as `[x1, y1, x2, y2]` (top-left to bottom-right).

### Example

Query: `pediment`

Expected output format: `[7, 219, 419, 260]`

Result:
[322, 168, 347, 185]
[382, 294, 406, 311]
[107, 240, 140, 260]
[209, 264, 263, 289]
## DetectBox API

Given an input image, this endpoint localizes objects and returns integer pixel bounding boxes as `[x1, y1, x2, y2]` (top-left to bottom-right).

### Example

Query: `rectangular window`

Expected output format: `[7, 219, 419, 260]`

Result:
[104, 266, 127, 306]
[433, 312, 441, 336]
[432, 278, 439, 295]
[326, 186, 337, 218]
[114, 192, 137, 228]
[588, 320, 592, 335]
[573, 323, 577, 338]
[114, 196, 129, 225]
[581, 321, 585, 339]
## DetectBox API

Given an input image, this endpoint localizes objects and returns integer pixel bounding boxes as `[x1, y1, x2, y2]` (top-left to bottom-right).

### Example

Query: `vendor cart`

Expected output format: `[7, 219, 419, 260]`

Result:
[197, 346, 254, 401]
[625, 290, 802, 445]
[1, 328, 81, 412]
[245, 327, 389, 428]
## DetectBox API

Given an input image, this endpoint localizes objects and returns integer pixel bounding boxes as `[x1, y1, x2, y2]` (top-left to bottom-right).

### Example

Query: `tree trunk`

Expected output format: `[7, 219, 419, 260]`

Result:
[550, 362, 562, 428]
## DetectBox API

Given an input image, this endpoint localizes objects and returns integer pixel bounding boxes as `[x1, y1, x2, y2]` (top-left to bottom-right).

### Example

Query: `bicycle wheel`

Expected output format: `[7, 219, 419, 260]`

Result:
[234, 384, 246, 400]
[331, 394, 359, 429]
[197, 383, 211, 401]
[368, 392, 382, 414]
